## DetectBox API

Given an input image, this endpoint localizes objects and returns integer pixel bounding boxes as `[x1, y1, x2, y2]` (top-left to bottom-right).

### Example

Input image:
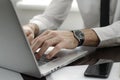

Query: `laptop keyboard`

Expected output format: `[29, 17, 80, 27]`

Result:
[37, 55, 57, 66]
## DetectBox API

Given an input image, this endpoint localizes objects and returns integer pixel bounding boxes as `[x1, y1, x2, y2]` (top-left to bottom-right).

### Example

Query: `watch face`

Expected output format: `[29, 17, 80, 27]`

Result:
[75, 30, 84, 39]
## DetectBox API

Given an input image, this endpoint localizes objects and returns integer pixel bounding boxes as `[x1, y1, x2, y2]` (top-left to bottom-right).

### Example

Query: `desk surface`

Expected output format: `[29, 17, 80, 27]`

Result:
[21, 46, 120, 80]
[46, 63, 120, 80]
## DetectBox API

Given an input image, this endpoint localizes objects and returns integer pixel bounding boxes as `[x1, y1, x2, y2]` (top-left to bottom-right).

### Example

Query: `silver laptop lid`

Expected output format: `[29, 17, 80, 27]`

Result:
[0, 0, 41, 78]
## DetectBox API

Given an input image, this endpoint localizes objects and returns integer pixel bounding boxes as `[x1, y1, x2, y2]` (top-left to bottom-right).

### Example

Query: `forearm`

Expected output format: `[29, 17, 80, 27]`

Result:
[30, 0, 73, 32]
[81, 29, 100, 46]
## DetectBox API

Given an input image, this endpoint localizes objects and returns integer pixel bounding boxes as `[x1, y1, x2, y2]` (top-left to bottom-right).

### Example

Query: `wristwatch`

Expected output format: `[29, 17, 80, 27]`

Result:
[71, 30, 84, 46]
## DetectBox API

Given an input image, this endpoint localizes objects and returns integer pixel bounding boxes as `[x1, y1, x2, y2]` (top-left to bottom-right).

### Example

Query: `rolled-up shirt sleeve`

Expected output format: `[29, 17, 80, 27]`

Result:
[29, 0, 73, 33]
[92, 21, 120, 47]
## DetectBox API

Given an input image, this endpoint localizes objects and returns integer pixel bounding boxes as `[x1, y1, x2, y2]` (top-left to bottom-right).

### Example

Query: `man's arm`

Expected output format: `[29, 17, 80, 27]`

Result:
[31, 21, 120, 59]
[93, 21, 120, 47]
[23, 0, 73, 43]
[83, 21, 120, 47]
[29, 0, 73, 33]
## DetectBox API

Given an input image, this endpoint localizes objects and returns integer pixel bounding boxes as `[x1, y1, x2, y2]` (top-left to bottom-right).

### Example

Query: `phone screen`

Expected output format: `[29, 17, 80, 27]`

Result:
[84, 62, 113, 78]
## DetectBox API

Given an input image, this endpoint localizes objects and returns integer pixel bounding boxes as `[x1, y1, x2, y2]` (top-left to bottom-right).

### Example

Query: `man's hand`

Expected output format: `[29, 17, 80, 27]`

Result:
[23, 23, 39, 44]
[31, 30, 79, 59]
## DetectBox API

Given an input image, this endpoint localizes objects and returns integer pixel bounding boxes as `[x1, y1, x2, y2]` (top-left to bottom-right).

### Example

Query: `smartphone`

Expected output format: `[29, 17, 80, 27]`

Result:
[84, 60, 113, 78]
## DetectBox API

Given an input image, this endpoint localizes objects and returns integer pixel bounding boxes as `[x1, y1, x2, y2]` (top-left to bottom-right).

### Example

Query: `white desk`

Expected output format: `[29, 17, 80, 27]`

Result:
[46, 62, 120, 80]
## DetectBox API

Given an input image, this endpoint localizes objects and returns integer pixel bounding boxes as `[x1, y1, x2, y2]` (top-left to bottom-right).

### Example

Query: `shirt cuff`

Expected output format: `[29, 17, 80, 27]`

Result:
[92, 26, 116, 47]
[29, 19, 47, 34]
[29, 15, 57, 33]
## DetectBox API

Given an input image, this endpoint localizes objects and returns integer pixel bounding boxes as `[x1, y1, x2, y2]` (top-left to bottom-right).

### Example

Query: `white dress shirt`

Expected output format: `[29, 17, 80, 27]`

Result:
[30, 0, 120, 47]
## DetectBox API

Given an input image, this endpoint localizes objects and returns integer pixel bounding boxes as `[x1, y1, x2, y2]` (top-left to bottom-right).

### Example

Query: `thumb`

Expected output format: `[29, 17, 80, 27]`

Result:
[28, 33, 34, 45]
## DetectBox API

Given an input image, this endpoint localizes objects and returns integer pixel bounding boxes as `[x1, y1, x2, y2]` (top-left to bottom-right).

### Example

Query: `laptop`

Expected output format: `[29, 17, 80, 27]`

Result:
[0, 0, 95, 78]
